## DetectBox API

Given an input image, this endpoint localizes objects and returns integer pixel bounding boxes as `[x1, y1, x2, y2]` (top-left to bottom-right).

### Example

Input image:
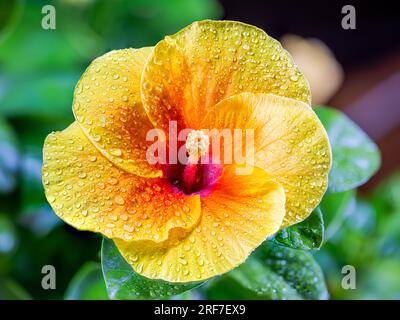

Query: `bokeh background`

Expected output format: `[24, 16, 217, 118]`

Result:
[0, 0, 399, 299]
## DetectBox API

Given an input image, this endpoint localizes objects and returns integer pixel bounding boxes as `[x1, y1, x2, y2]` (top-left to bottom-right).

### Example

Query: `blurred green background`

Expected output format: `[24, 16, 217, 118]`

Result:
[0, 0, 399, 299]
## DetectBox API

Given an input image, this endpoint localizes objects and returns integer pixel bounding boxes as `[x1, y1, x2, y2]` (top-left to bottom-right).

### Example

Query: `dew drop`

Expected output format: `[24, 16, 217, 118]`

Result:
[110, 148, 122, 156]
[114, 195, 125, 205]
[79, 172, 87, 179]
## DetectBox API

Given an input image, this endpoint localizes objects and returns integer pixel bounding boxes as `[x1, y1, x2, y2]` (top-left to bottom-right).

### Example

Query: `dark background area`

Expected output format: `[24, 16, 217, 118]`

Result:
[221, 0, 399, 67]
[220, 0, 400, 188]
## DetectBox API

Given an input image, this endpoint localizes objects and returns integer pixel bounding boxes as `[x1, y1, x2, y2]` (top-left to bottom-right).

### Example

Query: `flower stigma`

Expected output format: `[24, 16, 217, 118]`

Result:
[182, 130, 211, 193]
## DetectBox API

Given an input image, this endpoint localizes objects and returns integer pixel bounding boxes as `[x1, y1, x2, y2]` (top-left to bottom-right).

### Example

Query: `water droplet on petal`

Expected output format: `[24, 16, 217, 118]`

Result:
[114, 195, 125, 205]
[110, 148, 122, 156]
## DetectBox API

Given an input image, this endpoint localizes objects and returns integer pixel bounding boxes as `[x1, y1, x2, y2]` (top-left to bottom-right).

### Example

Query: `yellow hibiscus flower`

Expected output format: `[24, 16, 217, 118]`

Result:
[42, 20, 331, 283]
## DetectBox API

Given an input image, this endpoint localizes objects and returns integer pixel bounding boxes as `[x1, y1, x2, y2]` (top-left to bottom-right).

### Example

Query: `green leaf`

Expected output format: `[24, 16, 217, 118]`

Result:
[127, 0, 223, 38]
[0, 116, 18, 194]
[356, 259, 400, 299]
[0, 278, 31, 300]
[207, 242, 328, 300]
[101, 238, 202, 300]
[373, 171, 400, 212]
[0, 214, 17, 255]
[0, 73, 78, 119]
[273, 207, 324, 250]
[315, 106, 380, 192]
[0, 0, 24, 45]
[373, 174, 400, 257]
[0, 4, 86, 73]
[64, 262, 108, 300]
[346, 198, 376, 235]
[319, 190, 356, 240]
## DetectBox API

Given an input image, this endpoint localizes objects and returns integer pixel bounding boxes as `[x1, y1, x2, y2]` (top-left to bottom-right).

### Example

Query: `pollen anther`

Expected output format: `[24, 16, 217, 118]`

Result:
[185, 130, 210, 163]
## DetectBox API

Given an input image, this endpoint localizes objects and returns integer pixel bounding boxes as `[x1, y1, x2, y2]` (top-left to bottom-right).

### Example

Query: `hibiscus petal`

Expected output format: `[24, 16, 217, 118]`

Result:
[114, 165, 285, 282]
[43, 123, 201, 242]
[73, 47, 161, 177]
[202, 92, 331, 228]
[141, 20, 310, 130]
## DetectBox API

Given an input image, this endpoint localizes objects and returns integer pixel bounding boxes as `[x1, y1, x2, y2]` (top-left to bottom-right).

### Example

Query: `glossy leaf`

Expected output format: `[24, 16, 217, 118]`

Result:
[101, 238, 202, 300]
[346, 198, 376, 235]
[273, 207, 324, 250]
[64, 262, 108, 300]
[315, 106, 380, 192]
[207, 242, 328, 300]
[319, 190, 356, 240]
